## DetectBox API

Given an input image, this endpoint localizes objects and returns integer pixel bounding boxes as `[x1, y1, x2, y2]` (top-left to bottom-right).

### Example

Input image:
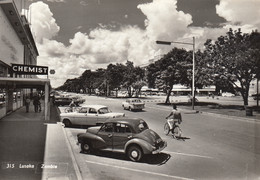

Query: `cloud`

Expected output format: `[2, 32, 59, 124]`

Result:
[29, 0, 259, 88]
[137, 0, 192, 42]
[31, 0, 201, 87]
[216, 0, 260, 32]
[29, 1, 60, 43]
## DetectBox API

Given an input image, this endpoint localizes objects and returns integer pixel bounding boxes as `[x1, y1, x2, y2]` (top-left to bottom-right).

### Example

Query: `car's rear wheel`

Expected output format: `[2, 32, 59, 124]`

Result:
[129, 107, 132, 111]
[127, 145, 143, 162]
[63, 119, 72, 127]
[81, 141, 92, 153]
[164, 123, 170, 135]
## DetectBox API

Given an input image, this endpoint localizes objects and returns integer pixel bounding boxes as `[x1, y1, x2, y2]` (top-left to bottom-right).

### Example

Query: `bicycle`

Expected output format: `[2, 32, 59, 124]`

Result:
[164, 118, 182, 139]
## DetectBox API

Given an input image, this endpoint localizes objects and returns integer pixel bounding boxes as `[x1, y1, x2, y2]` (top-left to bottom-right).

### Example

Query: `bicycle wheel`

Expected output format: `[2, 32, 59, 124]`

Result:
[172, 125, 182, 137]
[164, 123, 170, 135]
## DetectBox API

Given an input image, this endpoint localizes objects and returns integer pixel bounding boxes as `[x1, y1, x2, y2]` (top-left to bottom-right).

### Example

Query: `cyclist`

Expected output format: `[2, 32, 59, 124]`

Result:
[68, 100, 76, 112]
[165, 104, 182, 138]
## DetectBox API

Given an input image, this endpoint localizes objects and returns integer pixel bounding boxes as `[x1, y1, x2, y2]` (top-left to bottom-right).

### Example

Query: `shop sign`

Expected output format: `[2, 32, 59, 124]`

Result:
[12, 64, 48, 75]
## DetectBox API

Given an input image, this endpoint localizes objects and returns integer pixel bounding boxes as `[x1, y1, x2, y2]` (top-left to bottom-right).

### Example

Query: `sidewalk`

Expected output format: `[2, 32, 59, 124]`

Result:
[0, 101, 81, 180]
[177, 103, 260, 121]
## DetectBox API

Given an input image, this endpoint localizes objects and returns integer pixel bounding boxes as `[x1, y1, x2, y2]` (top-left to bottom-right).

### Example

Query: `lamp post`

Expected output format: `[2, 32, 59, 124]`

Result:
[156, 37, 196, 110]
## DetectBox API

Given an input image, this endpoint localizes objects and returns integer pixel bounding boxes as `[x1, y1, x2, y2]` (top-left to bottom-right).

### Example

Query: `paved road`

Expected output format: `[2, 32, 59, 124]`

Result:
[63, 95, 260, 180]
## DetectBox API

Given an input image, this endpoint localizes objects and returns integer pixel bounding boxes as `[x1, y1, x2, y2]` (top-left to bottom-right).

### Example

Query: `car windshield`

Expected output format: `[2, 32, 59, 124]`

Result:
[98, 107, 110, 114]
[137, 121, 149, 133]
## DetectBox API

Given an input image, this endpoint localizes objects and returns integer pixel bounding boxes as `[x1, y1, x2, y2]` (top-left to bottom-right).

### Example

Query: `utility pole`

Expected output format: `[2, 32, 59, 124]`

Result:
[156, 37, 196, 110]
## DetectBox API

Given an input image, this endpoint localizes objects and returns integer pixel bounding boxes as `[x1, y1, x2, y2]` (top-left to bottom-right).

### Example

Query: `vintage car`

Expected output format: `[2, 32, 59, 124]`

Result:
[70, 96, 85, 105]
[60, 105, 125, 127]
[122, 99, 145, 111]
[54, 97, 72, 106]
[77, 118, 167, 162]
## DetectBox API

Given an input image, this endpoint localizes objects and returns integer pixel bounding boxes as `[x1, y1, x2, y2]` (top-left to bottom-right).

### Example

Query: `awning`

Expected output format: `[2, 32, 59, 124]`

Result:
[0, 77, 50, 89]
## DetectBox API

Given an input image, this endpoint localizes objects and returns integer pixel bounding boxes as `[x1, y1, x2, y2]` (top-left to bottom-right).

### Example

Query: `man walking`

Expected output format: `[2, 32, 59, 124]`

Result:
[33, 95, 39, 112]
[25, 96, 30, 113]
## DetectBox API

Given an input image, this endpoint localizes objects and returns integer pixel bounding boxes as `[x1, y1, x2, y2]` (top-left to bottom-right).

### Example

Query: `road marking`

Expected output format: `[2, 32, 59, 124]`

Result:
[85, 160, 194, 180]
[163, 150, 213, 159]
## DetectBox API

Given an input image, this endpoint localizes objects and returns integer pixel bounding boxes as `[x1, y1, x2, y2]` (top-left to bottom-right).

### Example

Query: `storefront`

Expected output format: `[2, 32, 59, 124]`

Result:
[0, 1, 50, 120]
[0, 77, 50, 120]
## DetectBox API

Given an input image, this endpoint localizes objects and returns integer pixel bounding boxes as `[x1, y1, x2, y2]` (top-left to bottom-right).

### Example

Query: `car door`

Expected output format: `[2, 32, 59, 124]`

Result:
[86, 108, 99, 125]
[96, 107, 110, 124]
[113, 123, 132, 151]
[97, 123, 114, 150]
[73, 107, 88, 125]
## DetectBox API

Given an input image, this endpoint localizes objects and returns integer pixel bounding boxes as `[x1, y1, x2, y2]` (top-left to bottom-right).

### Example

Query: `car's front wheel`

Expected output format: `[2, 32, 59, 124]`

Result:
[81, 141, 92, 153]
[127, 145, 143, 162]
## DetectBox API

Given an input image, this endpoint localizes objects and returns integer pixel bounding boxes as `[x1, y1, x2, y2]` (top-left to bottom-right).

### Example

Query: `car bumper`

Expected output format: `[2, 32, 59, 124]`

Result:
[152, 141, 167, 154]
[133, 105, 144, 110]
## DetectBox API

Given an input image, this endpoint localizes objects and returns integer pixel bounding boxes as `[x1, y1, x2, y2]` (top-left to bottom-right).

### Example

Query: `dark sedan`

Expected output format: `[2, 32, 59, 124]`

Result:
[54, 97, 72, 106]
[77, 118, 167, 162]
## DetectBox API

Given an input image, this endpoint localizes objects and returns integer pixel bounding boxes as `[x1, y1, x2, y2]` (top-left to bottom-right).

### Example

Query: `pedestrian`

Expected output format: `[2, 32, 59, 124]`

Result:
[38, 99, 41, 112]
[33, 95, 39, 112]
[25, 96, 30, 113]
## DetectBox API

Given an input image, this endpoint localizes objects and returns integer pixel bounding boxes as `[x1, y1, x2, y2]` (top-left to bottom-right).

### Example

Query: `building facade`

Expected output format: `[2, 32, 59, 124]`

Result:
[0, 0, 50, 120]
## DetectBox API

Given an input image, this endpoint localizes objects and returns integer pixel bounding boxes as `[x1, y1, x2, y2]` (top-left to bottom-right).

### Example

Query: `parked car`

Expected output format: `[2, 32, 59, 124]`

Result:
[54, 97, 73, 106]
[222, 92, 235, 97]
[54, 96, 74, 106]
[122, 99, 145, 111]
[60, 105, 125, 127]
[70, 96, 85, 105]
[77, 118, 167, 162]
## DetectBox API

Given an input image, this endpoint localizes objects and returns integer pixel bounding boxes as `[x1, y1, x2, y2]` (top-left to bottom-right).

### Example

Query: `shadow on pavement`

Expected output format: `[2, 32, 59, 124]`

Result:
[80, 150, 171, 165]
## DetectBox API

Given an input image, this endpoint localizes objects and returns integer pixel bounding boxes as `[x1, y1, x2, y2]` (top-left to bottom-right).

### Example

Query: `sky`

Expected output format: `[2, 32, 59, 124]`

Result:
[22, 0, 260, 88]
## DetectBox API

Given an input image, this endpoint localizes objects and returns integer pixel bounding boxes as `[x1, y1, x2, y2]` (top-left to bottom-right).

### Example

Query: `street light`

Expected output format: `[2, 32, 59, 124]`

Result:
[156, 37, 196, 110]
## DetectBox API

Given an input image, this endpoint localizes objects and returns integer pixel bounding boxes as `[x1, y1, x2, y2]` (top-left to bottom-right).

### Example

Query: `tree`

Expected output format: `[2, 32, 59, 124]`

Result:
[147, 48, 191, 103]
[204, 28, 260, 106]
[132, 80, 147, 97]
[106, 63, 125, 97]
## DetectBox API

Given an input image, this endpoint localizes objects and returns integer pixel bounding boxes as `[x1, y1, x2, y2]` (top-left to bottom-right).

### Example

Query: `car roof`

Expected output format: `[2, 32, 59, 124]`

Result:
[105, 117, 145, 126]
[80, 105, 107, 109]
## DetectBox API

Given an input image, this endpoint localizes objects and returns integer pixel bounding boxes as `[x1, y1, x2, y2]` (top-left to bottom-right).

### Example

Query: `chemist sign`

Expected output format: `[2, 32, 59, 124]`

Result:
[12, 64, 49, 75]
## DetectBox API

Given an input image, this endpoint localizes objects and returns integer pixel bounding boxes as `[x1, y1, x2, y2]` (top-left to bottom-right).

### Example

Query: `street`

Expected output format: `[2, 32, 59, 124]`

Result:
[62, 95, 260, 180]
